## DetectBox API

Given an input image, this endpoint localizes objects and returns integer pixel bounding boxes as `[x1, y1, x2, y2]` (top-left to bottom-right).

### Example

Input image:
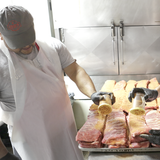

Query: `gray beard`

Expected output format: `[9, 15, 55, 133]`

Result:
[15, 45, 38, 60]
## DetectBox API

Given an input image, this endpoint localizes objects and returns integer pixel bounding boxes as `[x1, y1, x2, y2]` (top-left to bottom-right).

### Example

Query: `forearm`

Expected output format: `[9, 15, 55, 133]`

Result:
[0, 138, 8, 158]
[69, 68, 96, 98]
[64, 62, 97, 98]
[75, 69, 96, 98]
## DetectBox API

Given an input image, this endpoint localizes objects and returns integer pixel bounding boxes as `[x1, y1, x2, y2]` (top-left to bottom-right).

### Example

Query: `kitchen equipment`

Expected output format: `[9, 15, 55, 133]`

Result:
[79, 146, 160, 153]
[98, 94, 112, 115]
[130, 92, 145, 115]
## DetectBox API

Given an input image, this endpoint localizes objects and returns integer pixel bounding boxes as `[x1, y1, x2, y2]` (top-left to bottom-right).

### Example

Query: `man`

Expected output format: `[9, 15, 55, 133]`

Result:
[0, 5, 111, 160]
[128, 87, 160, 146]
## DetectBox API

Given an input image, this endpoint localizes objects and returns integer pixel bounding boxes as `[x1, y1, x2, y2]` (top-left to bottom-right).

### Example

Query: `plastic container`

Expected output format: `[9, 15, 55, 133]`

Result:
[98, 94, 112, 115]
[130, 92, 145, 115]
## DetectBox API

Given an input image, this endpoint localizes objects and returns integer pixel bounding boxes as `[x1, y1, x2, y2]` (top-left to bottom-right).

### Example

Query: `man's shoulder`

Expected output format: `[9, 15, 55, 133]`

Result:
[36, 37, 62, 47]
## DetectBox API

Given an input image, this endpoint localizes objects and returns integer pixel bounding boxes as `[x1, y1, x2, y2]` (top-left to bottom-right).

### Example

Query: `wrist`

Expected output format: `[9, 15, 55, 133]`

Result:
[154, 89, 158, 99]
[91, 91, 97, 99]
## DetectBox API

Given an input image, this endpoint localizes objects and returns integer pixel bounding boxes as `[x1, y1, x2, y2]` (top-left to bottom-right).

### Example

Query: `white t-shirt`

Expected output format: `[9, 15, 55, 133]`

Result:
[0, 39, 74, 112]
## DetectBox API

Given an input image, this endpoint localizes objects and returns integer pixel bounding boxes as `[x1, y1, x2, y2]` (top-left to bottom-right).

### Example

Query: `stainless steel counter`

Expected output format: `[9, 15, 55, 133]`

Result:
[88, 152, 160, 160]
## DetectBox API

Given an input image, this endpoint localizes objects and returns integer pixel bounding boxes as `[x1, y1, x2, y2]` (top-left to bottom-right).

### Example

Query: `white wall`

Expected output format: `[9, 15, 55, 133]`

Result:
[72, 100, 92, 130]
[0, 0, 51, 39]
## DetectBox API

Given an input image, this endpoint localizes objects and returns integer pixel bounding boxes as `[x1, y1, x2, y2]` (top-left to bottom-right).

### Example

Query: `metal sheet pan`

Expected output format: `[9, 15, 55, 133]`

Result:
[79, 145, 160, 153]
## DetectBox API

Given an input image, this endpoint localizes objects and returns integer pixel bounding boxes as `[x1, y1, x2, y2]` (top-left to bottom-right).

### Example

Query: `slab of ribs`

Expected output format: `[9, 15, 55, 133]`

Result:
[76, 77, 160, 148]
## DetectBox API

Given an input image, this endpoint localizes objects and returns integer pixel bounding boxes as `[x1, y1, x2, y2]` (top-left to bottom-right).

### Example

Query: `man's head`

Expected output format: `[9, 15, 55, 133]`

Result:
[0, 5, 35, 53]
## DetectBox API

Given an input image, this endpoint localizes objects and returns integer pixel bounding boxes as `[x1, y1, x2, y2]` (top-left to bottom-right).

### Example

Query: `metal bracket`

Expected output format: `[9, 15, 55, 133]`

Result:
[119, 21, 124, 40]
[119, 21, 124, 65]
[111, 21, 115, 37]
[59, 28, 65, 43]
[111, 21, 116, 65]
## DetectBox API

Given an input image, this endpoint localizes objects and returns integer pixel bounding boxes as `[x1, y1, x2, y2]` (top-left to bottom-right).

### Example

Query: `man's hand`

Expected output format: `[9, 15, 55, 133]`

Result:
[128, 87, 158, 102]
[140, 130, 160, 145]
[91, 92, 115, 105]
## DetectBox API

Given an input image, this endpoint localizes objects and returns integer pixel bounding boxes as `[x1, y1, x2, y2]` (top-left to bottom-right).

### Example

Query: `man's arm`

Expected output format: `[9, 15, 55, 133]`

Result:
[64, 61, 96, 98]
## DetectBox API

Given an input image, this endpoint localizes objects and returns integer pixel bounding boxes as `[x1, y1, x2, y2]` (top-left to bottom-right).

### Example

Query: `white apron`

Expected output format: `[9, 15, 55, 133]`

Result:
[0, 40, 84, 160]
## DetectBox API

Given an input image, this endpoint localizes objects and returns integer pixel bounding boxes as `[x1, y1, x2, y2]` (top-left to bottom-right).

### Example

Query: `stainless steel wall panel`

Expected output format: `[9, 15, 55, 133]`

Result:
[51, 0, 160, 27]
[119, 26, 160, 75]
[63, 27, 118, 75]
[51, 0, 160, 76]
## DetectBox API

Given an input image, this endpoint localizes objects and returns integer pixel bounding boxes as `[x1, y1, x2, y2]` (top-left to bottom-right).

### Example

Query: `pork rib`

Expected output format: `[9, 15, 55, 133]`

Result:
[102, 111, 128, 146]
[128, 113, 151, 138]
[145, 110, 160, 147]
[112, 80, 127, 110]
[76, 110, 106, 148]
[129, 141, 150, 148]
[100, 80, 116, 92]
[136, 80, 150, 88]
[145, 110, 160, 130]
[127, 113, 151, 148]
[146, 78, 158, 109]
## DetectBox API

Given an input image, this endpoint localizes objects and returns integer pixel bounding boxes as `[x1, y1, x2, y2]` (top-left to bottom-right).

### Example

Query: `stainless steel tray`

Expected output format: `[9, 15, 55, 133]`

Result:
[79, 145, 160, 153]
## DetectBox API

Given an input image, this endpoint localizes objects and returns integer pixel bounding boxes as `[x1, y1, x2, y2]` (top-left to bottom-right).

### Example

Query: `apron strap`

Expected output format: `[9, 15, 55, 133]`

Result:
[35, 42, 40, 51]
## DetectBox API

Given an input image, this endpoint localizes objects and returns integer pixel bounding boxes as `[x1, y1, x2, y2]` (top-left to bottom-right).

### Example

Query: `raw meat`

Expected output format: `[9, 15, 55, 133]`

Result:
[146, 78, 158, 109]
[112, 80, 127, 110]
[136, 80, 150, 88]
[76, 110, 106, 148]
[145, 110, 160, 129]
[125, 80, 137, 92]
[120, 80, 136, 113]
[76, 78, 160, 149]
[102, 111, 128, 146]
[157, 98, 160, 107]
[129, 141, 150, 148]
[113, 80, 127, 92]
[78, 140, 103, 148]
[147, 111, 160, 149]
[127, 113, 151, 148]
[100, 80, 116, 92]
[135, 79, 157, 110]
[89, 103, 98, 111]
[108, 145, 126, 148]
[148, 77, 159, 89]
[127, 113, 151, 138]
